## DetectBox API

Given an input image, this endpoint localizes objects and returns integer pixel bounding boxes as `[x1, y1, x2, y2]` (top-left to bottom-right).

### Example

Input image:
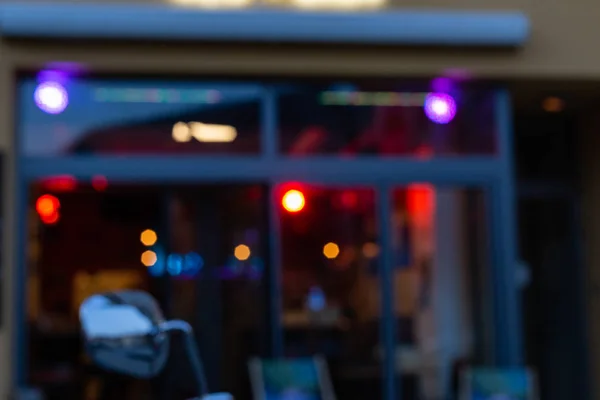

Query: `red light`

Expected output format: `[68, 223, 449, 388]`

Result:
[36, 194, 59, 217]
[407, 184, 435, 227]
[41, 211, 60, 225]
[36, 194, 61, 224]
[340, 190, 359, 209]
[91, 175, 108, 191]
[41, 175, 76, 192]
[282, 189, 305, 213]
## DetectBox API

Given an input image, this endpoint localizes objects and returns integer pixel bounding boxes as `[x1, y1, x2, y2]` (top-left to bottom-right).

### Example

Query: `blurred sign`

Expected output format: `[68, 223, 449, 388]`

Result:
[249, 356, 336, 400]
[460, 368, 537, 400]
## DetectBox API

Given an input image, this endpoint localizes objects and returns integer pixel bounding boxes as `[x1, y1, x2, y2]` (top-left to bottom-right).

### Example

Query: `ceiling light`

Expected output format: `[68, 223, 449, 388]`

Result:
[190, 122, 237, 143]
[172, 121, 192, 142]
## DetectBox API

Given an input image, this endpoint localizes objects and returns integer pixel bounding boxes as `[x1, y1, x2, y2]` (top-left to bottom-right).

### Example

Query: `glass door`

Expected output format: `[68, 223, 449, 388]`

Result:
[275, 183, 494, 400]
[26, 180, 270, 400]
[384, 185, 493, 400]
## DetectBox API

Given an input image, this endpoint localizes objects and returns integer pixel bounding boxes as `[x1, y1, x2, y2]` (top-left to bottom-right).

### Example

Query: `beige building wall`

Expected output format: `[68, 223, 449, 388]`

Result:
[0, 42, 14, 399]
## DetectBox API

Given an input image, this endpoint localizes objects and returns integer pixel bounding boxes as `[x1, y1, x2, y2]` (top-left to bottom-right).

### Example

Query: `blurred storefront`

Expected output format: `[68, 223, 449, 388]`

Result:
[0, 1, 596, 400]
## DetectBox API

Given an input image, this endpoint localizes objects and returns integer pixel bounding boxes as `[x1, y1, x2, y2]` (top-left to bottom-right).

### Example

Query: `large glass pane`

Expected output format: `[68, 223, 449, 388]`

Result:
[26, 180, 268, 400]
[278, 83, 497, 156]
[389, 185, 492, 400]
[278, 184, 384, 400]
[18, 77, 262, 156]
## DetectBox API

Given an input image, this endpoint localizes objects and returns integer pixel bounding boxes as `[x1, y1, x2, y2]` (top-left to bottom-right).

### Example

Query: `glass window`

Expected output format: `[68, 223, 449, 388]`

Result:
[277, 183, 492, 400]
[278, 184, 385, 399]
[18, 77, 262, 156]
[278, 83, 497, 156]
[389, 185, 491, 399]
[26, 180, 268, 400]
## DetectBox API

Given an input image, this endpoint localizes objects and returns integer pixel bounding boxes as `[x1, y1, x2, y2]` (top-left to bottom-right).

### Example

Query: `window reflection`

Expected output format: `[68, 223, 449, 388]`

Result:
[279, 184, 489, 399]
[27, 182, 267, 400]
[19, 79, 262, 156]
[279, 185, 385, 399]
[278, 86, 497, 156]
[390, 186, 488, 400]
[166, 186, 268, 399]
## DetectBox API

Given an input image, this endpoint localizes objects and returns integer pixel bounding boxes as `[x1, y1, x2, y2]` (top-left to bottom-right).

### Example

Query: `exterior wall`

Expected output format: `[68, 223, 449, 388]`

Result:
[0, 41, 14, 399]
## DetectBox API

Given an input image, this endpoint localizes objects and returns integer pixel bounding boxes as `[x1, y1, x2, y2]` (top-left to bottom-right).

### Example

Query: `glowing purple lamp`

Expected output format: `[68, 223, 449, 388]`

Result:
[424, 93, 456, 124]
[34, 81, 69, 114]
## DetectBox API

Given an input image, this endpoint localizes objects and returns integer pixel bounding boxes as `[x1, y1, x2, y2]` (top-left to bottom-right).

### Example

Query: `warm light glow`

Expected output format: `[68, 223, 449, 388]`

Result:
[407, 184, 435, 228]
[289, 0, 385, 10]
[362, 242, 380, 258]
[282, 189, 305, 213]
[234, 244, 251, 261]
[36, 193, 61, 225]
[169, 0, 385, 8]
[190, 122, 237, 142]
[172, 121, 192, 142]
[169, 0, 253, 8]
[42, 211, 60, 225]
[41, 175, 76, 192]
[141, 250, 158, 267]
[172, 122, 237, 143]
[140, 229, 158, 247]
[36, 194, 60, 217]
[542, 96, 565, 112]
[323, 242, 340, 259]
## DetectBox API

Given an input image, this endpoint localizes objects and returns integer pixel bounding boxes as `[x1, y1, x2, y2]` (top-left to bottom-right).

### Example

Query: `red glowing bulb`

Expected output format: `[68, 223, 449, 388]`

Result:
[36, 194, 60, 217]
[282, 189, 305, 213]
[36, 194, 61, 224]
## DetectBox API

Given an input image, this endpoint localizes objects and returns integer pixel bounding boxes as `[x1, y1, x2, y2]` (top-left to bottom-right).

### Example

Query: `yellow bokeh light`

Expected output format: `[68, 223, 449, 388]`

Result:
[172, 121, 192, 143]
[234, 244, 251, 261]
[140, 229, 158, 246]
[323, 242, 340, 259]
[141, 250, 157, 267]
[282, 189, 305, 213]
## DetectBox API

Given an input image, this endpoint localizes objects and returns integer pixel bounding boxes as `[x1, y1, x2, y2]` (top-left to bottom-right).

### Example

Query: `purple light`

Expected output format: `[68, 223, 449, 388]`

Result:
[34, 82, 69, 114]
[424, 93, 457, 124]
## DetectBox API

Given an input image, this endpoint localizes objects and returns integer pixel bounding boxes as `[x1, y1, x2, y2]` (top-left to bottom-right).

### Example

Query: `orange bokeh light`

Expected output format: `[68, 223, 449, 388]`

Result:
[41, 211, 60, 225]
[36, 194, 61, 225]
[36, 194, 60, 217]
[282, 189, 305, 213]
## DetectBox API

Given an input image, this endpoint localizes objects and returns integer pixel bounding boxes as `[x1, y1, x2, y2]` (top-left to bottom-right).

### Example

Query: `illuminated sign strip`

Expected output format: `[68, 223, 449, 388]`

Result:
[320, 91, 427, 107]
[0, 3, 530, 46]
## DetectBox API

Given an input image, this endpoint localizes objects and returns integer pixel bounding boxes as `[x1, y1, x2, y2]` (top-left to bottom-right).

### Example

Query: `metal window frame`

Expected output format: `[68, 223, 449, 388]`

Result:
[11, 86, 521, 399]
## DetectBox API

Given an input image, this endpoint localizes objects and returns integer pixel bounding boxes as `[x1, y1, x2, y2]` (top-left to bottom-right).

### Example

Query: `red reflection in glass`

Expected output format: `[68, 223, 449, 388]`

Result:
[41, 175, 76, 192]
[92, 175, 108, 191]
[340, 190, 359, 209]
[407, 184, 435, 227]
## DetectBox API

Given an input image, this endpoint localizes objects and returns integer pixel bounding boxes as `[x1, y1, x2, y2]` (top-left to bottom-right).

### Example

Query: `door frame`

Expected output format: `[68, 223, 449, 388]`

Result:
[10, 87, 521, 400]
